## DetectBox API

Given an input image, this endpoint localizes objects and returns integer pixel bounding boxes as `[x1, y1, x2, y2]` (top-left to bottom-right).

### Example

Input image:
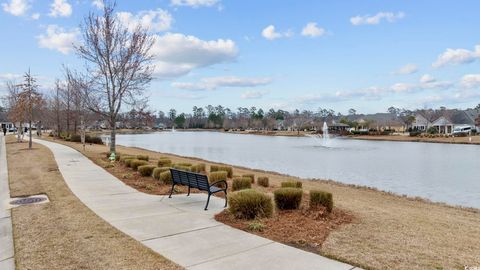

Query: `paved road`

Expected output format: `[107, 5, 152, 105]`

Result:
[35, 138, 359, 270]
[0, 136, 15, 270]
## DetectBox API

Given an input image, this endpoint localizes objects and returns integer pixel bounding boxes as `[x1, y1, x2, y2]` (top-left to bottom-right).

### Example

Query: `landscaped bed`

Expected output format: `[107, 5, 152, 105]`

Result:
[215, 195, 355, 255]
[42, 136, 480, 270]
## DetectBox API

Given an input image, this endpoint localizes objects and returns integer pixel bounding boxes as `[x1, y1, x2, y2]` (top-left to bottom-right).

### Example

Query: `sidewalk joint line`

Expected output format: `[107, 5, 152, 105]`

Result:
[141, 224, 223, 242]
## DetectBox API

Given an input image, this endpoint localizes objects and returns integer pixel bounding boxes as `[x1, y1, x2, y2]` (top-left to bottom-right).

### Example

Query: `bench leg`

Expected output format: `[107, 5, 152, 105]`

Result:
[224, 190, 227, 208]
[187, 186, 191, 196]
[205, 193, 211, 211]
[168, 184, 175, 198]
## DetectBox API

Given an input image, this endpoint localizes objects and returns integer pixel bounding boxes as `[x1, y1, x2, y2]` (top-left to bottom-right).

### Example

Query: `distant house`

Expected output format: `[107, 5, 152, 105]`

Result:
[327, 121, 349, 134]
[0, 111, 14, 130]
[412, 113, 430, 131]
[413, 110, 477, 134]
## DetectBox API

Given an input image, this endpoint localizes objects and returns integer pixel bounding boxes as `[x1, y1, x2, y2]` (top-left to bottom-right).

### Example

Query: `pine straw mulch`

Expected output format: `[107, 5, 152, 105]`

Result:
[215, 195, 355, 254]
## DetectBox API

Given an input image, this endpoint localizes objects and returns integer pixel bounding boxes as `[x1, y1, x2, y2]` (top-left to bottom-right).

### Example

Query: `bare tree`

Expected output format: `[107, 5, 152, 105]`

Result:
[15, 70, 44, 148]
[75, 0, 154, 154]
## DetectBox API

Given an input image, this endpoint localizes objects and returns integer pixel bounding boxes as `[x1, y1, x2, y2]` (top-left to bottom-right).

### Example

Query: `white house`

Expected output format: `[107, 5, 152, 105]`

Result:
[412, 110, 477, 134]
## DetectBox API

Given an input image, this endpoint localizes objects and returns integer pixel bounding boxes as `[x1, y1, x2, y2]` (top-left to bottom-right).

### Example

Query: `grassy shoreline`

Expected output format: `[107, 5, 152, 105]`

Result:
[41, 136, 480, 270]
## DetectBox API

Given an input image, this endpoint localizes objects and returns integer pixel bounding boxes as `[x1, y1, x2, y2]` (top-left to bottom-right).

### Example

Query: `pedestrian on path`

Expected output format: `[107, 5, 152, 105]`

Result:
[2, 127, 6, 136]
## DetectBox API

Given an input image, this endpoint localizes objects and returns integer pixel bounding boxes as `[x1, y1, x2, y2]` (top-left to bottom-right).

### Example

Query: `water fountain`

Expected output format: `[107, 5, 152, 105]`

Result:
[322, 121, 329, 146]
[171, 126, 176, 132]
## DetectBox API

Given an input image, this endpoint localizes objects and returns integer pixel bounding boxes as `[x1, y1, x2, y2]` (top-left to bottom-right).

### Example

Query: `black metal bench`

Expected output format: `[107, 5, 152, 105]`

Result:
[168, 168, 228, 210]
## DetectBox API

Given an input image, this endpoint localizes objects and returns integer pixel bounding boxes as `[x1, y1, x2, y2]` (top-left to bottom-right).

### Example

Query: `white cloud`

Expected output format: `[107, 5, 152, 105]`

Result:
[432, 45, 480, 68]
[172, 76, 272, 90]
[0, 73, 22, 81]
[420, 74, 435, 83]
[37, 25, 79, 54]
[350, 11, 405, 26]
[31, 12, 39, 19]
[49, 0, 72, 17]
[151, 33, 238, 78]
[117, 9, 173, 33]
[91, 0, 103, 9]
[390, 83, 414, 93]
[301, 22, 325, 38]
[170, 0, 219, 8]
[460, 74, 480, 89]
[395, 63, 418, 75]
[241, 90, 267, 99]
[261, 25, 292, 40]
[2, 0, 30, 16]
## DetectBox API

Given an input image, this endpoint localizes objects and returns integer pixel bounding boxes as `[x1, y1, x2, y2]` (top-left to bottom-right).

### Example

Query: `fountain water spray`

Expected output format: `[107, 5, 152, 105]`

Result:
[322, 121, 329, 146]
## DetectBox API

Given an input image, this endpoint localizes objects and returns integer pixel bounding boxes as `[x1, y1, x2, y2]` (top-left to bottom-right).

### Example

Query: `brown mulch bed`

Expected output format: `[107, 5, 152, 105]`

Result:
[215, 197, 355, 254]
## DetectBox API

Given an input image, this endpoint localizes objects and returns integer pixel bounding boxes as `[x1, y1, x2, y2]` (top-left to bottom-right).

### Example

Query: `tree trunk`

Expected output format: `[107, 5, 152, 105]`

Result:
[28, 120, 32, 149]
[109, 121, 116, 154]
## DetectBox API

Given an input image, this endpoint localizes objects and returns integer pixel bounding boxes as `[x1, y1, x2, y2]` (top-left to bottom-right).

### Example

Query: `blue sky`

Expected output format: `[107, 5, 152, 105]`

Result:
[1, 0, 480, 114]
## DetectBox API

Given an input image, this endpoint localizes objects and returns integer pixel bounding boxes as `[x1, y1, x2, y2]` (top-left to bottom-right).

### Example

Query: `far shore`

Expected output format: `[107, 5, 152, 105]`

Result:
[90, 128, 480, 145]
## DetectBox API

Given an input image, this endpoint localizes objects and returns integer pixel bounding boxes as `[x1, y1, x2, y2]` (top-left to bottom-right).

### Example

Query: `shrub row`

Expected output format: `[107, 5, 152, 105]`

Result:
[69, 134, 103, 144]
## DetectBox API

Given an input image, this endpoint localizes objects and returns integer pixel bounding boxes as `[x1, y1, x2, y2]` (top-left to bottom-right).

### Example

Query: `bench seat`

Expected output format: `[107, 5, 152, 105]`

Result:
[168, 168, 228, 210]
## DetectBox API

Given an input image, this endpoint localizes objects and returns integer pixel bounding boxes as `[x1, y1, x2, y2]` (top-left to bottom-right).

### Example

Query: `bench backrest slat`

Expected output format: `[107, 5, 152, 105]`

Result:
[170, 168, 210, 192]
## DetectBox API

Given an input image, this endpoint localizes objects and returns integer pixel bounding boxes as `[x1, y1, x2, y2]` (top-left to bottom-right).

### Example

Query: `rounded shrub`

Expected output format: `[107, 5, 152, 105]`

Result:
[159, 171, 172, 184]
[157, 158, 172, 167]
[120, 155, 135, 163]
[228, 189, 273, 219]
[153, 167, 171, 180]
[274, 188, 303, 210]
[242, 174, 255, 183]
[136, 155, 149, 161]
[131, 159, 148, 171]
[310, 190, 333, 213]
[172, 164, 192, 171]
[281, 180, 302, 189]
[257, 177, 269, 187]
[124, 158, 135, 167]
[209, 171, 228, 183]
[138, 165, 156, 177]
[210, 165, 233, 178]
[191, 163, 206, 173]
[232, 177, 252, 191]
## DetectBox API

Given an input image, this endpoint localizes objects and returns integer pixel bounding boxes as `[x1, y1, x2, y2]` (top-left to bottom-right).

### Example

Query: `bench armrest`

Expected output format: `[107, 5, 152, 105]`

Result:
[209, 180, 228, 190]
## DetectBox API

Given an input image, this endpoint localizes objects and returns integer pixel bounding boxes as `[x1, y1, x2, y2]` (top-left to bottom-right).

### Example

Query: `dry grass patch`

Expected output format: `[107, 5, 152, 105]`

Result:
[6, 137, 181, 270]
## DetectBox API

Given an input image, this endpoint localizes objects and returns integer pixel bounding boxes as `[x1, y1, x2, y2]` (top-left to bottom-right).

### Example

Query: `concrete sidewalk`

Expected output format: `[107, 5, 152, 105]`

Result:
[0, 136, 15, 270]
[35, 138, 358, 270]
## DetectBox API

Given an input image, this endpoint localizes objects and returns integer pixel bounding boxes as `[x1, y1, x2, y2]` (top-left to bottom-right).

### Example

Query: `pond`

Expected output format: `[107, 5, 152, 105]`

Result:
[115, 131, 480, 209]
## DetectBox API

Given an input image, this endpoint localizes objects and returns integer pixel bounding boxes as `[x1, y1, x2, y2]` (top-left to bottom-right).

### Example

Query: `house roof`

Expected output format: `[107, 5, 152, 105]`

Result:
[416, 109, 476, 125]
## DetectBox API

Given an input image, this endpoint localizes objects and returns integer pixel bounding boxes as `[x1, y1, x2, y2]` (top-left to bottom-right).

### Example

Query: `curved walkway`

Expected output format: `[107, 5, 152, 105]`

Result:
[34, 138, 358, 270]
